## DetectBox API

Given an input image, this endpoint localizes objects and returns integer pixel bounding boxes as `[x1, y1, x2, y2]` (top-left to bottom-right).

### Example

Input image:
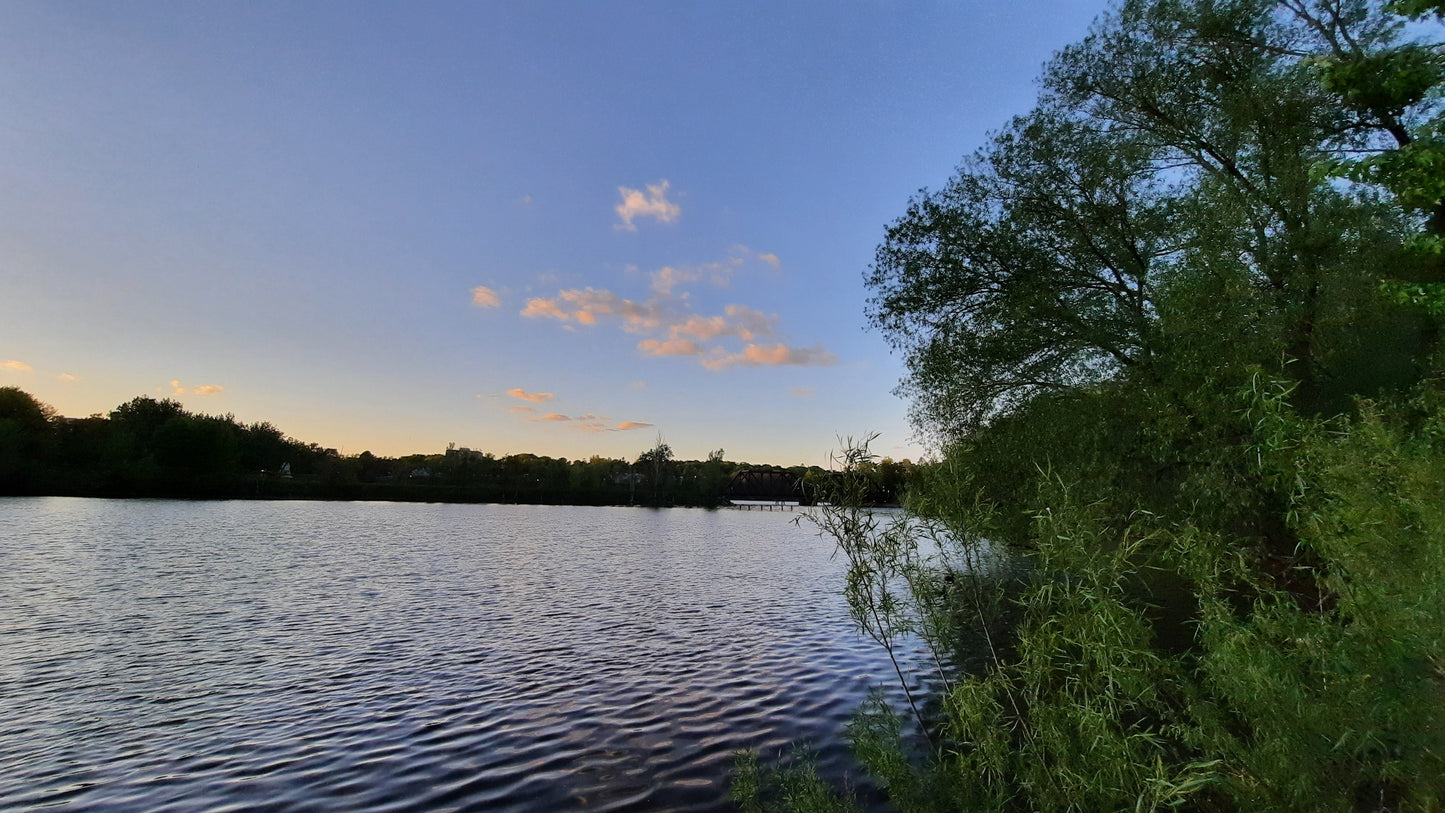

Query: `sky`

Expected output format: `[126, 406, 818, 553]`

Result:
[0, 1, 1109, 466]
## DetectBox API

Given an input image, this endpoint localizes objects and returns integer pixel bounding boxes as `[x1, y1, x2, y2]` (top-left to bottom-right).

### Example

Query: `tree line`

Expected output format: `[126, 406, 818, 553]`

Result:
[0, 388, 915, 507]
[739, 0, 1445, 810]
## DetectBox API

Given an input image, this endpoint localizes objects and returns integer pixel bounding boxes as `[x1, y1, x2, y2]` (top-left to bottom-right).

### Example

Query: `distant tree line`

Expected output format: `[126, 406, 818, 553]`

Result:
[0, 388, 915, 507]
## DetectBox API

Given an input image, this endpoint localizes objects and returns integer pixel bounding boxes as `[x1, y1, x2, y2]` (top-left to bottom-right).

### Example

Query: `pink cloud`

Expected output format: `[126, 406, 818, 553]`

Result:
[650, 265, 699, 296]
[530, 413, 572, 422]
[730, 244, 781, 269]
[703, 343, 837, 370]
[519, 288, 665, 332]
[615, 180, 680, 230]
[471, 286, 501, 308]
[662, 306, 777, 343]
[573, 418, 654, 433]
[521, 298, 568, 319]
[507, 388, 554, 403]
[638, 338, 702, 357]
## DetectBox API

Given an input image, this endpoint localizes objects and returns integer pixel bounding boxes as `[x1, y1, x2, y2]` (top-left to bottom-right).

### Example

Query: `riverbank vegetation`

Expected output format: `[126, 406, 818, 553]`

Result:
[739, 0, 1445, 810]
[0, 387, 914, 506]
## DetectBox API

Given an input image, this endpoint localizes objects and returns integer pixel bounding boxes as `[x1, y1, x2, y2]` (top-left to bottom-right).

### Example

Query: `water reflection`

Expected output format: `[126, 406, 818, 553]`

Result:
[0, 498, 929, 811]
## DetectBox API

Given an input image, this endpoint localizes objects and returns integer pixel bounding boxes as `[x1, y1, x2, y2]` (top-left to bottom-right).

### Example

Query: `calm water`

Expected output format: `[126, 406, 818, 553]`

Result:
[0, 498, 926, 811]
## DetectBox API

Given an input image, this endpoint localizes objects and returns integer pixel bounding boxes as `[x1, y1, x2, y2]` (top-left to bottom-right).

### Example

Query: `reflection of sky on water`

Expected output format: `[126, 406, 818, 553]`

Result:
[0, 498, 938, 811]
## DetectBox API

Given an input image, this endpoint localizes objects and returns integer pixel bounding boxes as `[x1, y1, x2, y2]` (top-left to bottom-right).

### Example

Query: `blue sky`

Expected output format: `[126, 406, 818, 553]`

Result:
[1, 1, 1107, 465]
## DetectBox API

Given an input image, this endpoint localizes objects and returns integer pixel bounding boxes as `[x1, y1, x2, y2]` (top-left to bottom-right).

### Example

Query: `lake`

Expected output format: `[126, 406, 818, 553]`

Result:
[0, 498, 927, 811]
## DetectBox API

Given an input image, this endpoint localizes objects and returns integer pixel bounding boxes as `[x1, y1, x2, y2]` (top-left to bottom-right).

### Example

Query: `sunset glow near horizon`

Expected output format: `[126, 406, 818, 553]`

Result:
[2, 2, 1107, 466]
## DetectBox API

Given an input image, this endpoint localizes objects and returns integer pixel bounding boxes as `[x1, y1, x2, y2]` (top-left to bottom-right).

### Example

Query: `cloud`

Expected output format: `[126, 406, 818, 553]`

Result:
[166, 379, 224, 396]
[638, 338, 702, 357]
[631, 380, 647, 389]
[647, 258, 744, 296]
[58, 373, 81, 382]
[703, 343, 838, 370]
[650, 265, 700, 296]
[521, 288, 665, 332]
[665, 306, 778, 343]
[521, 247, 834, 372]
[518, 195, 533, 208]
[471, 286, 501, 308]
[520, 297, 568, 320]
[575, 419, 654, 433]
[791, 387, 815, 397]
[501, 394, 651, 434]
[507, 388, 554, 403]
[731, 244, 781, 269]
[2, 360, 32, 372]
[615, 180, 680, 231]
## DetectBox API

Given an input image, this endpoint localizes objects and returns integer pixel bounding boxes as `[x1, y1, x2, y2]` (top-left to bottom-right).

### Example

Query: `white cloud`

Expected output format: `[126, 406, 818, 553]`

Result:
[615, 180, 680, 231]
[471, 286, 501, 308]
[507, 388, 554, 403]
[1, 360, 32, 372]
[58, 373, 81, 382]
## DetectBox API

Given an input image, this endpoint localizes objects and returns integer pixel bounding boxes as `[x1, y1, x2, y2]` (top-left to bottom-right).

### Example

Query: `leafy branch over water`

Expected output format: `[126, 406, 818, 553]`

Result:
[739, 0, 1445, 809]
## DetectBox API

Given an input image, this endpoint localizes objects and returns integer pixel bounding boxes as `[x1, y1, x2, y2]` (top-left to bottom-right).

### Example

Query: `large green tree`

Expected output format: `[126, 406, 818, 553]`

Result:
[743, 2, 1445, 811]
[869, 0, 1436, 440]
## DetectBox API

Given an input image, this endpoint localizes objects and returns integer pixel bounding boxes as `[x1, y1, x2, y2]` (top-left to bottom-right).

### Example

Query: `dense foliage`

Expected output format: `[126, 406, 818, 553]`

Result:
[0, 388, 913, 506]
[739, 1, 1445, 810]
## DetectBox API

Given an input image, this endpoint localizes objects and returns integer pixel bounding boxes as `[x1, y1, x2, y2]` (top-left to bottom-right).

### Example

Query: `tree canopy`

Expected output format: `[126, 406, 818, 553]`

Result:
[743, 2, 1445, 810]
[869, 0, 1443, 440]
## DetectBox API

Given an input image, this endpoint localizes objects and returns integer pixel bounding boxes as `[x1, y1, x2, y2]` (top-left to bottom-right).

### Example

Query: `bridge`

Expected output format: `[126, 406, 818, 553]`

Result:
[722, 469, 805, 510]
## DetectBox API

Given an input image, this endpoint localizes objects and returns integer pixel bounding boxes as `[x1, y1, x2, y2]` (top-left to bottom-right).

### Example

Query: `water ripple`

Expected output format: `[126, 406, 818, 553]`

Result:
[0, 498, 930, 811]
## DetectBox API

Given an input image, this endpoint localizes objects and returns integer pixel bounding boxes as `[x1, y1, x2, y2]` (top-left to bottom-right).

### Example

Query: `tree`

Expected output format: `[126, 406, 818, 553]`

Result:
[0, 386, 56, 431]
[636, 434, 674, 506]
[0, 387, 56, 490]
[869, 0, 1431, 440]
[870, 106, 1173, 437]
[743, 2, 1445, 810]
